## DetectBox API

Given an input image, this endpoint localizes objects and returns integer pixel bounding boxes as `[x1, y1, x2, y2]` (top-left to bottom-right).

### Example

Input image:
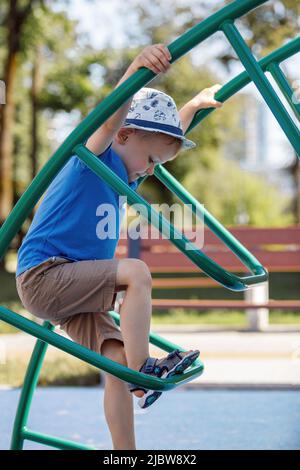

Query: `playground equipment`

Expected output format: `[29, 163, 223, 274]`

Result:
[0, 0, 299, 450]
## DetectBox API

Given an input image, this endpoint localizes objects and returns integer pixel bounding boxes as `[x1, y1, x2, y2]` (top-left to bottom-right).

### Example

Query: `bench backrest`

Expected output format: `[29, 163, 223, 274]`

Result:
[115, 226, 300, 273]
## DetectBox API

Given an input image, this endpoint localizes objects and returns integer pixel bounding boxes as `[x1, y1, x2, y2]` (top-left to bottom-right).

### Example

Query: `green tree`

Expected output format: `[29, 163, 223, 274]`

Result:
[183, 156, 293, 226]
[0, 1, 98, 263]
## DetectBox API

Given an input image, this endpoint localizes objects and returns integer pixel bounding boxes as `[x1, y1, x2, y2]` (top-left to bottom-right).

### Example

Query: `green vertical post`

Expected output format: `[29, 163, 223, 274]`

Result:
[10, 321, 54, 449]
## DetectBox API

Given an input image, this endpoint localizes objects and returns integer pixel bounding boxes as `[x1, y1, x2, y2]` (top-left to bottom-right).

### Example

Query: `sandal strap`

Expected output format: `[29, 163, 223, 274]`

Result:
[127, 357, 157, 393]
[139, 357, 157, 374]
[166, 349, 182, 360]
[155, 349, 184, 372]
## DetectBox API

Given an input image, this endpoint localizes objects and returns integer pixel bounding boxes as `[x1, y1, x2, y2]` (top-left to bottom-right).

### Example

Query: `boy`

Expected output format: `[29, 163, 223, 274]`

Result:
[15, 44, 222, 450]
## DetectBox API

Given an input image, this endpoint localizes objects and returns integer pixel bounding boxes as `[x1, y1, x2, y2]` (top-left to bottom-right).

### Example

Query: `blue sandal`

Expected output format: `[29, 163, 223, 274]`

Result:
[128, 349, 200, 409]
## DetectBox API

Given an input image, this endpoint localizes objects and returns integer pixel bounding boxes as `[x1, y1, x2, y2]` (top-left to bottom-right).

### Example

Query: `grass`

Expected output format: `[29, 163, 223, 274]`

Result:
[152, 308, 300, 326]
[268, 311, 300, 324]
[0, 321, 20, 335]
[1, 300, 300, 335]
[0, 300, 37, 335]
[0, 355, 101, 387]
[152, 309, 247, 326]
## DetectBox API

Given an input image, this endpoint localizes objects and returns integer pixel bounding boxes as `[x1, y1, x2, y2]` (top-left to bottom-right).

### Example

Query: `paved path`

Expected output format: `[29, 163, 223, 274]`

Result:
[151, 326, 300, 388]
[1, 325, 300, 388]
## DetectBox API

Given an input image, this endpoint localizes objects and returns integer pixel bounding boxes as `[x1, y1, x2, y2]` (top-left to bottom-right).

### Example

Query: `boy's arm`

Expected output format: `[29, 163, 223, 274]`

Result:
[179, 84, 223, 134]
[86, 44, 172, 156]
[85, 67, 136, 156]
[179, 102, 199, 135]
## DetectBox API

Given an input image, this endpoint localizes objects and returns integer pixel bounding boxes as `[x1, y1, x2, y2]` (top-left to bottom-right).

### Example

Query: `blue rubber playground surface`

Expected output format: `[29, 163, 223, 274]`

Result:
[0, 387, 299, 450]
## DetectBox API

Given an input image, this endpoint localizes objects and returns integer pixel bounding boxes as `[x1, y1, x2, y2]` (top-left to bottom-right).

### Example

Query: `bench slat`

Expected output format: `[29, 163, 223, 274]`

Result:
[152, 299, 300, 310]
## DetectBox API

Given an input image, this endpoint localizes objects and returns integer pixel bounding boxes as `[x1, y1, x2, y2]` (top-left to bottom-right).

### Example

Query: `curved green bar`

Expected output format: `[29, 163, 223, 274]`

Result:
[1, 0, 299, 450]
[0, 307, 202, 392]
[0, 305, 203, 449]
[154, 165, 267, 287]
[74, 143, 267, 291]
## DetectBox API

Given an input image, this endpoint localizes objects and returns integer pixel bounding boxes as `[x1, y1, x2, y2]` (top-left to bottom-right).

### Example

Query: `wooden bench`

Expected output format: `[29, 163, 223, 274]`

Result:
[116, 226, 300, 330]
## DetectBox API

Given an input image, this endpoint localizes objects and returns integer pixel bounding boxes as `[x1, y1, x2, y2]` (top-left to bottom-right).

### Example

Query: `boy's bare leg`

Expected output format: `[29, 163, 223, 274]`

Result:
[101, 339, 136, 450]
[115, 259, 194, 399]
[116, 259, 152, 397]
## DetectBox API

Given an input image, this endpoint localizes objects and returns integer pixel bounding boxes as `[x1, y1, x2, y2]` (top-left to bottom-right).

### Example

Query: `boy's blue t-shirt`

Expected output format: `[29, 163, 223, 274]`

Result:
[16, 144, 138, 277]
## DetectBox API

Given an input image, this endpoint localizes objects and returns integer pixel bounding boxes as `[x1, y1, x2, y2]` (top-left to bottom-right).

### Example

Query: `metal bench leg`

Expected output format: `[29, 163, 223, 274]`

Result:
[245, 282, 269, 331]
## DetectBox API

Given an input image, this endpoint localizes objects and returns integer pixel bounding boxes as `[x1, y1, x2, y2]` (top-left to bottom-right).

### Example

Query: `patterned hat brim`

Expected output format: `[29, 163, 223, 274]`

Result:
[123, 123, 196, 150]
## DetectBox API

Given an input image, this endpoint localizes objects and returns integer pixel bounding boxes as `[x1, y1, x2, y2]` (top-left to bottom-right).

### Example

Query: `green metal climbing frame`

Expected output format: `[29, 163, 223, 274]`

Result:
[0, 0, 299, 450]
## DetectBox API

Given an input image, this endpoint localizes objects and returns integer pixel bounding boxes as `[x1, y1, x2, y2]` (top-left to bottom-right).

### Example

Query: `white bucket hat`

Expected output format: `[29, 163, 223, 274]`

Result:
[123, 87, 196, 150]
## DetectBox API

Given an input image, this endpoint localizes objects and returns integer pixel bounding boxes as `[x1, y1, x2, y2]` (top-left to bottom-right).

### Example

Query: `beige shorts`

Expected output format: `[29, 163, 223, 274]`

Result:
[16, 256, 124, 354]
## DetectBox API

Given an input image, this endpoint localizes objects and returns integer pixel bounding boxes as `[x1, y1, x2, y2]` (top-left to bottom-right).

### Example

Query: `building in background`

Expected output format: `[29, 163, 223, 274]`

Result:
[223, 93, 297, 201]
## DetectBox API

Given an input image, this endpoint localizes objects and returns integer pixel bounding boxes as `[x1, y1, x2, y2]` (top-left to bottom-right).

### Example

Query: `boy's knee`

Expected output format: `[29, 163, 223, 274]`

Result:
[117, 259, 152, 289]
